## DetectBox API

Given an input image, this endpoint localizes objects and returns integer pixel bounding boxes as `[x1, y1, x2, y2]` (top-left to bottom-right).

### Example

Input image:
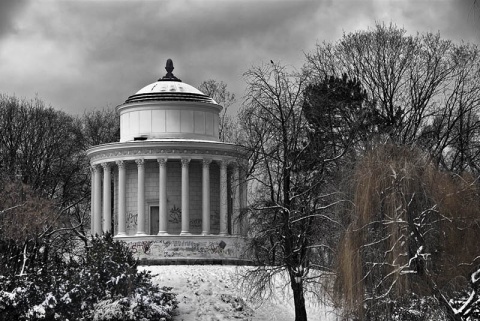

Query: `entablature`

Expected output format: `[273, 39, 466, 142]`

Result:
[87, 140, 248, 166]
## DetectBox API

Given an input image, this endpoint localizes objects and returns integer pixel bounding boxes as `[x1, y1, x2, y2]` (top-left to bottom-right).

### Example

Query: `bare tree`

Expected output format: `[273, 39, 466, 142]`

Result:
[305, 23, 480, 175]
[81, 107, 120, 147]
[423, 44, 480, 174]
[304, 25, 480, 319]
[334, 144, 480, 320]
[0, 94, 96, 272]
[0, 178, 57, 276]
[239, 62, 341, 321]
[199, 80, 238, 142]
[0, 95, 92, 215]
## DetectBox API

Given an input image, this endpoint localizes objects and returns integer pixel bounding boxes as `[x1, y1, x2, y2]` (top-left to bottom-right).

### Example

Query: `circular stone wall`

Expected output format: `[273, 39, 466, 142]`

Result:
[119, 101, 221, 142]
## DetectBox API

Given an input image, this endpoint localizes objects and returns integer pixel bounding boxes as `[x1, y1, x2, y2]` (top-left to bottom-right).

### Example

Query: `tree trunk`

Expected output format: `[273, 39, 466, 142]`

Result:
[290, 274, 308, 321]
[422, 269, 463, 321]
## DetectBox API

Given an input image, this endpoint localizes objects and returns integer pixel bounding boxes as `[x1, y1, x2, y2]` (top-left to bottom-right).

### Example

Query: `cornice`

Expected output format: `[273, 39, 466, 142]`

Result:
[87, 140, 248, 165]
[117, 100, 222, 114]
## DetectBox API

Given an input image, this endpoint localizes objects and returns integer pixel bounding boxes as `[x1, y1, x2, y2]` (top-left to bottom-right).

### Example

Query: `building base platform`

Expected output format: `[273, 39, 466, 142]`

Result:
[115, 234, 251, 264]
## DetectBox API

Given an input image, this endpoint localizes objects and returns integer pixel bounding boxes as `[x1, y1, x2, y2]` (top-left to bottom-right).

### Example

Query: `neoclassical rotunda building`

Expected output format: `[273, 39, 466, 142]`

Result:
[87, 60, 248, 263]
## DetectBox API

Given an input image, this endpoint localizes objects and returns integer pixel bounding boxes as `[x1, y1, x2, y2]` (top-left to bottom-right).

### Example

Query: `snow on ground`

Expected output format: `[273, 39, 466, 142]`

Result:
[140, 265, 340, 321]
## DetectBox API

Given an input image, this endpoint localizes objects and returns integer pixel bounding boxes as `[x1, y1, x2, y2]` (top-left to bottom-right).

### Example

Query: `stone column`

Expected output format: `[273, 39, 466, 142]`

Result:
[240, 163, 248, 236]
[136, 159, 146, 235]
[180, 158, 191, 235]
[93, 164, 102, 235]
[219, 160, 228, 236]
[157, 158, 168, 235]
[112, 168, 118, 233]
[101, 163, 111, 233]
[116, 160, 127, 236]
[232, 163, 240, 235]
[90, 167, 95, 236]
[202, 158, 212, 235]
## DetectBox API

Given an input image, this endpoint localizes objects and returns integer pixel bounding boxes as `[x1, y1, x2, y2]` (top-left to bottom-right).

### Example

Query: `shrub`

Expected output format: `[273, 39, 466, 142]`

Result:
[0, 233, 177, 320]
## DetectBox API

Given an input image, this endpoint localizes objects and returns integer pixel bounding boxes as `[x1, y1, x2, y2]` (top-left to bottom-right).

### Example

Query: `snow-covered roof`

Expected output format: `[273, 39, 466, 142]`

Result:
[124, 59, 217, 105]
[135, 81, 205, 96]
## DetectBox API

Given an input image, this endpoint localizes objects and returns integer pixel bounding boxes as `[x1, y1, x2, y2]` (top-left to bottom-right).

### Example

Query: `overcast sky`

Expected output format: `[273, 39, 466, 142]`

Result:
[0, 0, 478, 116]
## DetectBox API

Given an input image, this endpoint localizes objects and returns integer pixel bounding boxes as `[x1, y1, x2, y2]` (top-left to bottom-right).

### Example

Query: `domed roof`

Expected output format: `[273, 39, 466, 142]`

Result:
[135, 81, 205, 95]
[124, 59, 217, 105]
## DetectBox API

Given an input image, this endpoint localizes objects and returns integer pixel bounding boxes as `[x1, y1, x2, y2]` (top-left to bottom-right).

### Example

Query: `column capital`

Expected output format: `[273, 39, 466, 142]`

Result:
[202, 158, 212, 167]
[116, 160, 125, 168]
[181, 158, 191, 167]
[101, 162, 111, 170]
[230, 160, 241, 168]
[157, 158, 168, 167]
[91, 164, 101, 172]
[135, 158, 145, 166]
[219, 159, 229, 169]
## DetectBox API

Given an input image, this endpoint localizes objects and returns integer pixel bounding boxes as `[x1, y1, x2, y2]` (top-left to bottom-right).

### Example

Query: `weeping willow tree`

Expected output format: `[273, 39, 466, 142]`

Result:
[335, 144, 480, 321]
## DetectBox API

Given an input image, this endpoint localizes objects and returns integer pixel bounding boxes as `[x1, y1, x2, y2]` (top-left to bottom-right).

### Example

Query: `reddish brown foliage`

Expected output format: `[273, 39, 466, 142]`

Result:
[335, 144, 480, 319]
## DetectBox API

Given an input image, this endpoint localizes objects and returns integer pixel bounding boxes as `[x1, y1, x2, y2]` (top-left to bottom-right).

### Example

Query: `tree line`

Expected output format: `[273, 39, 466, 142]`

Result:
[0, 95, 119, 277]
[0, 97, 179, 320]
[0, 22, 479, 321]
[238, 23, 480, 321]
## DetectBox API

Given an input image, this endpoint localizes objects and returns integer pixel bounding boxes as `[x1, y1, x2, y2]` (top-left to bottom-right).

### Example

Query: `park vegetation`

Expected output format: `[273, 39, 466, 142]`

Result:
[0, 96, 177, 320]
[239, 23, 480, 321]
[0, 23, 479, 321]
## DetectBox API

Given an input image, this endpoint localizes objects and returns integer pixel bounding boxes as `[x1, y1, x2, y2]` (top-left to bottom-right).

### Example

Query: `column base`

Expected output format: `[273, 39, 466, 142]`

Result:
[135, 232, 147, 236]
[157, 231, 169, 236]
[201, 231, 210, 236]
[180, 231, 192, 236]
[219, 232, 228, 236]
[115, 232, 127, 237]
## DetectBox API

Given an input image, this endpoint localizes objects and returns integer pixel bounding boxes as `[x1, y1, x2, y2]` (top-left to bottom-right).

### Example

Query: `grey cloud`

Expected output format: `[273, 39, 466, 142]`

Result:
[27, 0, 326, 112]
[0, 0, 29, 38]
[455, 0, 480, 42]
[3, 0, 478, 116]
[46, 0, 324, 64]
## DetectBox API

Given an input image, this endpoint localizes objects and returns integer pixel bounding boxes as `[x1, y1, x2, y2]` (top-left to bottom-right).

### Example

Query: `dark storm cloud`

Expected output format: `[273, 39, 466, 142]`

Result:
[48, 0, 325, 71]
[26, 0, 327, 112]
[0, 0, 478, 115]
[388, 0, 480, 43]
[0, 0, 29, 37]
[455, 0, 480, 41]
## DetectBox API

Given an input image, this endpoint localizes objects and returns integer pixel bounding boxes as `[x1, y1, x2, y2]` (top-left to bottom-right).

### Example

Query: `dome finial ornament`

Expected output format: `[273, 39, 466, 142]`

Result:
[165, 59, 174, 73]
[159, 58, 181, 82]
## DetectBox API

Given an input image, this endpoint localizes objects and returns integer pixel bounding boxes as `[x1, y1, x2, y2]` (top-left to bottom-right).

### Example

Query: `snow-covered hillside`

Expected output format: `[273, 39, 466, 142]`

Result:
[140, 265, 340, 321]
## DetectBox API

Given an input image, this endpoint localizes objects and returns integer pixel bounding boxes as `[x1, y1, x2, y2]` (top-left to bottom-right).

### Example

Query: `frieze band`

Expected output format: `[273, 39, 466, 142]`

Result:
[89, 146, 245, 163]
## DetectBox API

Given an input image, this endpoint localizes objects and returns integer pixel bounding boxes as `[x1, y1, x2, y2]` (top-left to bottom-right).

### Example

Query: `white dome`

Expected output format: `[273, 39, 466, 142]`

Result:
[135, 81, 205, 96]
[118, 60, 222, 143]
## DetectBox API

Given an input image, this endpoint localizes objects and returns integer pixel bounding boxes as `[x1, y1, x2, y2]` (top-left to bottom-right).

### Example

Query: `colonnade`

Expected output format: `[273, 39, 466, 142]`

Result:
[90, 157, 246, 237]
